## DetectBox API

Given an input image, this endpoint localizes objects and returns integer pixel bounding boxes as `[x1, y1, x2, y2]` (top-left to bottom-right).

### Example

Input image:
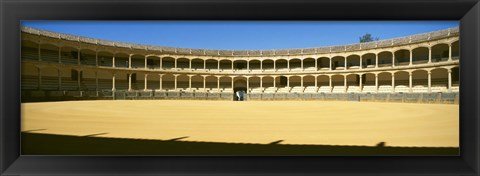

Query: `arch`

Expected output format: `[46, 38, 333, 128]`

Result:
[21, 40, 39, 61]
[346, 55, 360, 69]
[40, 43, 60, 63]
[262, 59, 274, 71]
[233, 77, 248, 93]
[289, 75, 301, 87]
[377, 51, 393, 67]
[146, 74, 160, 90]
[451, 67, 459, 86]
[191, 58, 204, 70]
[431, 43, 449, 62]
[146, 55, 160, 69]
[331, 74, 344, 86]
[394, 71, 409, 89]
[97, 51, 113, 67]
[205, 75, 217, 90]
[361, 53, 376, 68]
[363, 73, 376, 86]
[233, 60, 247, 70]
[377, 72, 392, 86]
[262, 76, 275, 88]
[176, 74, 190, 90]
[412, 70, 428, 87]
[331, 56, 345, 70]
[177, 58, 190, 70]
[190, 75, 204, 90]
[431, 68, 448, 88]
[80, 48, 97, 66]
[219, 59, 233, 71]
[451, 41, 459, 60]
[161, 74, 175, 90]
[303, 58, 316, 70]
[59, 45, 79, 65]
[161, 57, 175, 70]
[346, 74, 359, 87]
[219, 76, 232, 90]
[114, 53, 129, 68]
[289, 58, 301, 70]
[317, 75, 329, 87]
[412, 47, 428, 64]
[249, 60, 261, 70]
[129, 54, 144, 69]
[394, 49, 410, 65]
[303, 75, 315, 87]
[41, 66, 60, 90]
[249, 76, 261, 88]
[205, 59, 218, 70]
[275, 59, 288, 71]
[317, 57, 330, 70]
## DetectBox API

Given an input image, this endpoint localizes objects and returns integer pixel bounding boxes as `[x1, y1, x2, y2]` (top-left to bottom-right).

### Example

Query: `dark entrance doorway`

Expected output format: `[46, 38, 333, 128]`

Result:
[233, 79, 247, 101]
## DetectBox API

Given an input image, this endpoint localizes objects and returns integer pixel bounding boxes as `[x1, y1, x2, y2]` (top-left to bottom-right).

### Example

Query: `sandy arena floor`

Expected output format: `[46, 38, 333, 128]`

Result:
[21, 100, 459, 147]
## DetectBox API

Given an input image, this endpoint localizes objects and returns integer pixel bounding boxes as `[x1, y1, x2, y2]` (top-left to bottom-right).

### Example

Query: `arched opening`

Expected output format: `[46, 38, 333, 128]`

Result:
[41, 67, 59, 90]
[233, 60, 247, 70]
[451, 41, 459, 60]
[191, 58, 204, 70]
[114, 53, 129, 68]
[233, 77, 248, 101]
[96, 70, 112, 91]
[21, 63, 39, 90]
[82, 69, 97, 91]
[80, 49, 97, 66]
[39, 43, 59, 63]
[362, 53, 376, 68]
[346, 55, 360, 69]
[177, 58, 190, 70]
[205, 59, 218, 70]
[378, 51, 393, 67]
[60, 46, 79, 64]
[146, 74, 160, 90]
[317, 75, 330, 93]
[394, 71, 409, 92]
[303, 58, 316, 70]
[114, 72, 128, 90]
[161, 57, 175, 70]
[431, 68, 448, 92]
[346, 74, 360, 93]
[289, 58, 302, 71]
[21, 40, 39, 61]
[378, 72, 392, 93]
[275, 59, 288, 71]
[289, 76, 302, 92]
[412, 70, 428, 92]
[219, 76, 231, 92]
[219, 59, 232, 71]
[191, 75, 203, 91]
[205, 76, 217, 91]
[394, 49, 410, 65]
[431, 43, 449, 62]
[97, 51, 113, 67]
[412, 47, 428, 64]
[249, 60, 261, 71]
[176, 75, 189, 91]
[146, 55, 160, 69]
[262, 59, 274, 71]
[161, 74, 175, 91]
[249, 76, 262, 93]
[303, 75, 316, 93]
[263, 76, 275, 93]
[131, 54, 145, 69]
[362, 73, 376, 93]
[331, 56, 345, 70]
[317, 57, 330, 70]
[331, 75, 345, 93]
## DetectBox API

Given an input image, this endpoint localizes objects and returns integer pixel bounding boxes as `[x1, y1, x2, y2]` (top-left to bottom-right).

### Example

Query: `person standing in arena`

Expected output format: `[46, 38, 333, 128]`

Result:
[236, 90, 240, 101]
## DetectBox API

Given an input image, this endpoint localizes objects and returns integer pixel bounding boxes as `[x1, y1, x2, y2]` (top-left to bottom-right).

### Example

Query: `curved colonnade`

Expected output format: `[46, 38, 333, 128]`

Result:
[20, 27, 460, 102]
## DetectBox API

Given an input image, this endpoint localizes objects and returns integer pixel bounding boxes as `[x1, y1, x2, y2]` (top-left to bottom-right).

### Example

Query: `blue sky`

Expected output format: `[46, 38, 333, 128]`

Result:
[22, 21, 459, 50]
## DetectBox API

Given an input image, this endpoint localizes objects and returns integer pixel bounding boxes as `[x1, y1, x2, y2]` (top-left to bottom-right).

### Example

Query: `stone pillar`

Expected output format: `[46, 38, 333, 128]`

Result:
[300, 76, 304, 88]
[428, 71, 431, 93]
[159, 74, 163, 90]
[428, 47, 432, 63]
[375, 74, 378, 93]
[95, 51, 98, 66]
[315, 59, 318, 71]
[359, 74, 363, 92]
[38, 44, 41, 61]
[112, 55, 116, 68]
[410, 49, 413, 65]
[360, 56, 363, 69]
[77, 70, 81, 90]
[160, 57, 163, 70]
[58, 47, 62, 64]
[144, 74, 148, 91]
[188, 75, 193, 91]
[95, 71, 98, 91]
[392, 52, 395, 67]
[217, 61, 220, 71]
[203, 60, 206, 71]
[174, 74, 178, 90]
[77, 49, 81, 65]
[273, 61, 276, 71]
[301, 59, 304, 71]
[273, 76, 276, 89]
[409, 72, 412, 93]
[329, 58, 332, 70]
[448, 69, 452, 92]
[174, 59, 177, 70]
[329, 76, 332, 90]
[144, 56, 147, 69]
[247, 77, 250, 92]
[112, 73, 116, 91]
[128, 73, 132, 91]
[344, 75, 347, 93]
[314, 76, 318, 89]
[287, 60, 290, 71]
[448, 44, 452, 61]
[189, 59, 192, 70]
[375, 53, 378, 68]
[344, 57, 347, 70]
[128, 54, 132, 68]
[203, 76, 206, 90]
[217, 76, 220, 92]
[247, 60, 250, 71]
[392, 74, 395, 93]
[260, 76, 263, 90]
[231, 77, 234, 90]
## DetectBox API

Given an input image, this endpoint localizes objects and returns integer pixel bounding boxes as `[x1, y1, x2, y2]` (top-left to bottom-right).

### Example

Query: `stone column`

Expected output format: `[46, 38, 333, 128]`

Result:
[428, 47, 432, 63]
[375, 53, 378, 68]
[128, 54, 132, 68]
[217, 61, 220, 71]
[144, 74, 148, 91]
[77, 70, 81, 90]
[188, 75, 193, 91]
[301, 59, 304, 71]
[231, 77, 235, 90]
[428, 71, 431, 93]
[375, 74, 378, 93]
[392, 52, 395, 67]
[159, 74, 163, 90]
[409, 72, 412, 93]
[38, 43, 41, 61]
[128, 73, 132, 91]
[329, 58, 332, 70]
[359, 74, 363, 92]
[144, 56, 147, 69]
[315, 59, 318, 71]
[174, 58, 177, 70]
[314, 76, 318, 89]
[448, 69, 452, 92]
[360, 56, 363, 69]
[287, 60, 290, 71]
[58, 47, 62, 64]
[112, 73, 116, 91]
[77, 49, 81, 65]
[410, 49, 413, 65]
[247, 77, 250, 92]
[448, 44, 452, 61]
[329, 75, 332, 91]
[189, 59, 192, 70]
[247, 60, 250, 71]
[95, 51, 98, 66]
[273, 61, 276, 71]
[344, 75, 347, 93]
[174, 74, 178, 90]
[392, 74, 395, 93]
[95, 71, 98, 91]
[203, 75, 207, 90]
[203, 60, 206, 71]
[217, 76, 221, 92]
[260, 76, 263, 91]
[160, 57, 163, 70]
[300, 76, 304, 89]
[273, 76, 276, 88]
[260, 61, 263, 71]
[112, 55, 116, 68]
[344, 57, 347, 70]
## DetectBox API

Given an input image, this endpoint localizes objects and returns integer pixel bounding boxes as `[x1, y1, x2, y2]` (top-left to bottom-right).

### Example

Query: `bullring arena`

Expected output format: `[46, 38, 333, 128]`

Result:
[20, 26, 459, 155]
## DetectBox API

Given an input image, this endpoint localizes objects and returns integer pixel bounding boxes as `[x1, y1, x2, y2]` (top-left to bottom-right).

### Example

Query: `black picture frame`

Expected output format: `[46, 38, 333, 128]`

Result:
[1, 0, 479, 175]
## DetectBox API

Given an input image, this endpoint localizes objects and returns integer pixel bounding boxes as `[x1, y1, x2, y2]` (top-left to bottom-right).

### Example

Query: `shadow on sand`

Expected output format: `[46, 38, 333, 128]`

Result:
[21, 132, 459, 156]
